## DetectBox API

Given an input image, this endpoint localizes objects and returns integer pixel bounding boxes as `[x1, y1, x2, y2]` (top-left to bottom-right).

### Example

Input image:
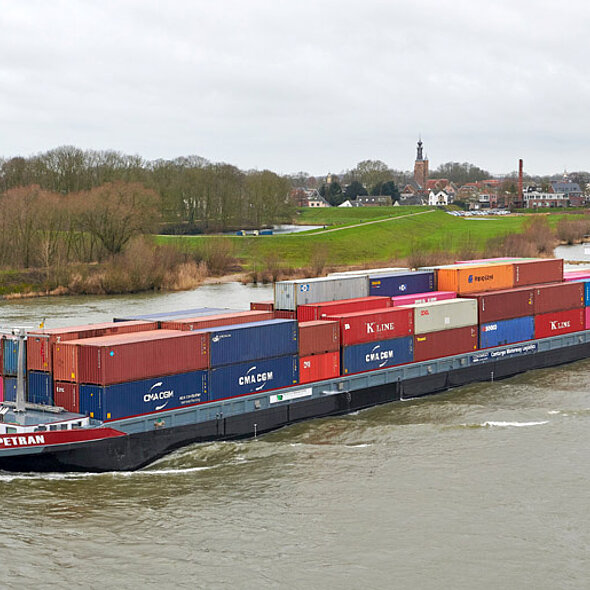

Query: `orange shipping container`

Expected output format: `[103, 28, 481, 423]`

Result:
[436, 263, 514, 294]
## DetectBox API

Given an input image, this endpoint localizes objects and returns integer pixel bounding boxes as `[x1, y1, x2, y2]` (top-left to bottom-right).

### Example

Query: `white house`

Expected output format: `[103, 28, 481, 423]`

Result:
[428, 190, 453, 206]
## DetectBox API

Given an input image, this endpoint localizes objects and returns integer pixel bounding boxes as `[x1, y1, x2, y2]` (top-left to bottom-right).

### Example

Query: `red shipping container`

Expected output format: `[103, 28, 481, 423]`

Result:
[250, 301, 274, 311]
[298, 321, 340, 356]
[274, 310, 297, 319]
[391, 291, 456, 306]
[297, 296, 391, 322]
[53, 330, 210, 385]
[535, 309, 585, 339]
[299, 351, 340, 384]
[54, 381, 79, 413]
[161, 310, 273, 331]
[586, 307, 590, 330]
[27, 321, 158, 372]
[414, 326, 478, 362]
[532, 282, 584, 315]
[326, 307, 413, 346]
[513, 259, 563, 287]
[464, 287, 535, 323]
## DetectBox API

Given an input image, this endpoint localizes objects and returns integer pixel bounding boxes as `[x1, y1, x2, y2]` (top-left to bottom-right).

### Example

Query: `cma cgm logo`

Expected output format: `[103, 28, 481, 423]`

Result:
[239, 366, 274, 391]
[144, 382, 174, 411]
[365, 345, 394, 367]
[468, 274, 493, 284]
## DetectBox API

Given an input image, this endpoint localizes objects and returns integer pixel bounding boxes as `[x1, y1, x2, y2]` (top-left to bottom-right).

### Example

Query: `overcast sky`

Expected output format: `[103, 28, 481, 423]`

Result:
[0, 0, 588, 176]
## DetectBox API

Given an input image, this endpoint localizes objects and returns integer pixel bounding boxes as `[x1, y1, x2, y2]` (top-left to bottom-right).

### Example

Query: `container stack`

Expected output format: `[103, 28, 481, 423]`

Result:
[2, 336, 21, 403]
[297, 321, 340, 384]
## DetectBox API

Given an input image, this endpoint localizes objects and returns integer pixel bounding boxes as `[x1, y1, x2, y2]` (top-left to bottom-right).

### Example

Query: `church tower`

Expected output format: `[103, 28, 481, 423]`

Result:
[413, 137, 429, 189]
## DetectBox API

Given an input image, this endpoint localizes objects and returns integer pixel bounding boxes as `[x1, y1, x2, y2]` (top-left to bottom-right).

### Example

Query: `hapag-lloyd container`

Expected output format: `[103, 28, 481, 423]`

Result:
[479, 316, 535, 349]
[298, 321, 340, 356]
[390, 291, 456, 306]
[436, 263, 514, 294]
[299, 351, 340, 384]
[414, 326, 478, 362]
[297, 296, 391, 322]
[326, 307, 414, 346]
[535, 308, 585, 339]
[80, 370, 209, 421]
[160, 310, 274, 331]
[513, 259, 563, 287]
[209, 355, 299, 399]
[54, 330, 210, 385]
[27, 371, 53, 405]
[405, 298, 478, 335]
[368, 271, 435, 297]
[274, 276, 369, 311]
[2, 338, 23, 376]
[27, 320, 158, 372]
[54, 381, 79, 413]
[465, 287, 535, 323]
[532, 282, 584, 314]
[204, 320, 298, 367]
[250, 301, 274, 311]
[341, 336, 413, 375]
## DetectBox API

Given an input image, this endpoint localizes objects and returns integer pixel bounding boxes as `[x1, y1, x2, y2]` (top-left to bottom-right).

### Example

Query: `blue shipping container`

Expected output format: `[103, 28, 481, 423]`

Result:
[27, 371, 53, 405]
[479, 316, 535, 349]
[368, 271, 435, 297]
[204, 319, 298, 367]
[209, 354, 299, 399]
[113, 308, 235, 323]
[2, 338, 25, 376]
[3, 377, 16, 402]
[342, 336, 414, 375]
[80, 370, 209, 421]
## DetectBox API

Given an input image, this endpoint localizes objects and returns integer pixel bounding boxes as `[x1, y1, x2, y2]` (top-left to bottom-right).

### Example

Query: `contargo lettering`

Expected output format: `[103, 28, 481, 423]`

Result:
[366, 322, 395, 334]
[0, 435, 45, 447]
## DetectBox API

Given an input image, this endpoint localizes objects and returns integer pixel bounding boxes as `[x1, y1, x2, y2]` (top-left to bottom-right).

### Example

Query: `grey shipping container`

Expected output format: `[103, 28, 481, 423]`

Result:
[328, 267, 408, 278]
[274, 276, 369, 311]
[403, 298, 478, 335]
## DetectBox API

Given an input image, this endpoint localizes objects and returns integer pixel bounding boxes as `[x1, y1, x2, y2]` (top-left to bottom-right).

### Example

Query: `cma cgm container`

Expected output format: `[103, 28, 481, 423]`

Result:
[2, 338, 23, 376]
[341, 336, 413, 375]
[54, 381, 79, 413]
[299, 351, 340, 384]
[513, 259, 563, 287]
[414, 326, 478, 362]
[532, 282, 584, 315]
[479, 316, 535, 349]
[391, 291, 456, 306]
[27, 371, 53, 405]
[368, 271, 435, 297]
[297, 296, 391, 322]
[160, 310, 273, 331]
[466, 288, 534, 323]
[209, 355, 299, 399]
[298, 321, 340, 356]
[274, 276, 369, 311]
[326, 307, 414, 346]
[250, 301, 274, 311]
[53, 330, 210, 385]
[27, 320, 158, 372]
[535, 308, 585, 339]
[205, 320, 298, 368]
[407, 299, 478, 335]
[80, 370, 209, 421]
[436, 263, 514, 294]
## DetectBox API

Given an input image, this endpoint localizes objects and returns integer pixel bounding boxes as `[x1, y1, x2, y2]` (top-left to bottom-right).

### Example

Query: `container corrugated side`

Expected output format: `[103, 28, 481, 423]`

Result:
[274, 276, 369, 311]
[250, 301, 274, 311]
[535, 308, 585, 338]
[297, 296, 391, 322]
[299, 352, 340, 384]
[414, 326, 478, 362]
[160, 311, 274, 331]
[563, 270, 590, 282]
[572, 279, 590, 306]
[479, 316, 535, 349]
[0, 376, 3, 403]
[513, 259, 563, 287]
[532, 282, 584, 314]
[406, 298, 478, 335]
[436, 263, 514, 294]
[2, 338, 22, 376]
[209, 355, 299, 399]
[464, 287, 535, 323]
[298, 321, 340, 356]
[112, 308, 235, 323]
[368, 271, 435, 297]
[54, 381, 79, 413]
[27, 371, 53, 405]
[391, 291, 456, 306]
[3, 377, 16, 402]
[79, 370, 209, 421]
[341, 336, 413, 375]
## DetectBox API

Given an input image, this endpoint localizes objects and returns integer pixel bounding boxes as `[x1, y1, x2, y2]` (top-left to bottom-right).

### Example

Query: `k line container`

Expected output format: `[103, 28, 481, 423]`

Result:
[298, 321, 340, 356]
[3, 377, 16, 402]
[250, 301, 274, 311]
[406, 298, 478, 335]
[27, 320, 158, 372]
[513, 259, 563, 287]
[479, 316, 535, 349]
[160, 310, 274, 331]
[299, 351, 340, 384]
[296, 296, 391, 322]
[80, 370, 209, 421]
[274, 276, 369, 311]
[341, 336, 413, 375]
[54, 381, 79, 413]
[436, 263, 514, 294]
[326, 307, 414, 346]
[414, 326, 478, 362]
[204, 320, 298, 367]
[535, 308, 585, 339]
[53, 330, 210, 385]
[2, 338, 23, 376]
[209, 354, 299, 399]
[465, 287, 535, 323]
[27, 371, 53, 405]
[532, 282, 584, 315]
[368, 271, 435, 297]
[390, 291, 456, 307]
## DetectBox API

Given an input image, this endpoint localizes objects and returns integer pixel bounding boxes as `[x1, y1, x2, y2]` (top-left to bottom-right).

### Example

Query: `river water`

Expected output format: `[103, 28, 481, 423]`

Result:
[0, 283, 589, 589]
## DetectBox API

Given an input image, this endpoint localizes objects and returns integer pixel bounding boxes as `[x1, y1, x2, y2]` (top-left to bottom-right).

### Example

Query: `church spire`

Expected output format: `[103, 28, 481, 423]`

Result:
[416, 137, 423, 161]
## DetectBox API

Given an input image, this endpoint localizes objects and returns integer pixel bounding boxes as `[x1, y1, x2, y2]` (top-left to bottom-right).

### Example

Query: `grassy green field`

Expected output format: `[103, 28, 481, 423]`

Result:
[294, 206, 430, 227]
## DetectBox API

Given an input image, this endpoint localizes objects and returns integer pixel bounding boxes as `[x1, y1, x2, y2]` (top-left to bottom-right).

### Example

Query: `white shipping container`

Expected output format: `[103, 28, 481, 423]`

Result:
[274, 276, 369, 311]
[402, 298, 478, 335]
[328, 267, 408, 278]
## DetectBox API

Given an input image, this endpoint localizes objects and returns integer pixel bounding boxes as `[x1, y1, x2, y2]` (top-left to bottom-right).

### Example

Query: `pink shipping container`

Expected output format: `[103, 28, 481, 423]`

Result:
[535, 308, 585, 339]
[299, 351, 340, 384]
[160, 310, 273, 331]
[250, 301, 274, 311]
[298, 321, 340, 356]
[297, 296, 391, 322]
[53, 330, 210, 385]
[391, 290, 456, 306]
[513, 259, 563, 287]
[564, 270, 590, 282]
[455, 257, 525, 264]
[586, 307, 590, 330]
[54, 381, 79, 413]
[532, 282, 584, 315]
[27, 321, 158, 372]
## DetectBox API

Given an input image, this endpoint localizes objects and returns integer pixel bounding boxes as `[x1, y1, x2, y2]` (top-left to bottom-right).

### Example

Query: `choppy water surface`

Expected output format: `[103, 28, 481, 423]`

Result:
[1, 284, 589, 589]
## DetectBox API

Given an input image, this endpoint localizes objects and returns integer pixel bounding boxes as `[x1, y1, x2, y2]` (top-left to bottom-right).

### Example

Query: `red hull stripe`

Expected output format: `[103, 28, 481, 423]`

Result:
[0, 428, 126, 450]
